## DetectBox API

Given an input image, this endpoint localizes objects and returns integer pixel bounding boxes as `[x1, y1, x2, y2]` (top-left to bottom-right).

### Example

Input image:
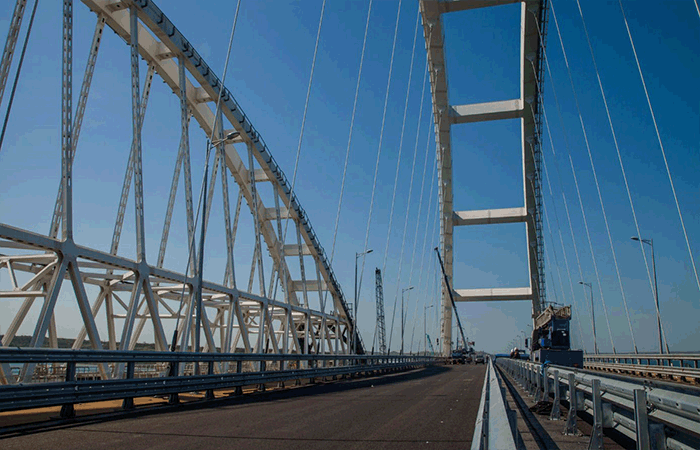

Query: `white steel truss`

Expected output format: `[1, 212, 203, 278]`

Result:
[0, 0, 359, 384]
[420, 0, 547, 355]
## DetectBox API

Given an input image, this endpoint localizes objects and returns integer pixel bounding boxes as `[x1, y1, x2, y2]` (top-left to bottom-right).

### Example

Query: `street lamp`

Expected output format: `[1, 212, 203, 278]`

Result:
[424, 304, 434, 355]
[211, 130, 240, 147]
[631, 236, 666, 354]
[353, 249, 373, 355]
[401, 286, 414, 355]
[579, 281, 598, 354]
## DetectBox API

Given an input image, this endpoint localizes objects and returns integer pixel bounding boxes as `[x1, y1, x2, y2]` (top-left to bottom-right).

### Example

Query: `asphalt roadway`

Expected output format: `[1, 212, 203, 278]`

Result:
[2, 364, 486, 450]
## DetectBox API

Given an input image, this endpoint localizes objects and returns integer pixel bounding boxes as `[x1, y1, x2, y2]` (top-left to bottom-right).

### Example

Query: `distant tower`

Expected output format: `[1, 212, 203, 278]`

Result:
[375, 268, 387, 354]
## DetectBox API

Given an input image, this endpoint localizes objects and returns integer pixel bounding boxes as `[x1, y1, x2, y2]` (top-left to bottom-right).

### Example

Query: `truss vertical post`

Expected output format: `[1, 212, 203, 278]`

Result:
[246, 143, 266, 297]
[50, 15, 105, 238]
[61, 0, 74, 241]
[129, 5, 146, 261]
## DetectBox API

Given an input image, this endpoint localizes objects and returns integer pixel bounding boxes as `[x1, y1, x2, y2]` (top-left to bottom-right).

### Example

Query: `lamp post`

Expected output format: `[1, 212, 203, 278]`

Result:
[401, 286, 414, 355]
[579, 281, 598, 354]
[424, 304, 434, 355]
[631, 236, 666, 354]
[353, 249, 373, 355]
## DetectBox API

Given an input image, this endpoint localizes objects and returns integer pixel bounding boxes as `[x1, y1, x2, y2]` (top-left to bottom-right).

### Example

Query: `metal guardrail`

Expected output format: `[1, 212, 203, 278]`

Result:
[0, 349, 435, 418]
[585, 353, 700, 367]
[471, 357, 521, 450]
[497, 358, 700, 450]
[584, 353, 700, 383]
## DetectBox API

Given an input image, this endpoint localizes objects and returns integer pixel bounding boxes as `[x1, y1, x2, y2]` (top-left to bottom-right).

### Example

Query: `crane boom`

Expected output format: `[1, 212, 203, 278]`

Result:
[435, 247, 468, 353]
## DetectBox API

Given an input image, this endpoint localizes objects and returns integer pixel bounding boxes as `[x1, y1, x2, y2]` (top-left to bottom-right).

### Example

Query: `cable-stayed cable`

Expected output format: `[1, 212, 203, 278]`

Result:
[619, 0, 700, 304]
[546, 2, 618, 353]
[383, 8, 422, 352]
[531, 7, 617, 353]
[574, 0, 649, 352]
[281, 0, 326, 246]
[327, 0, 373, 266]
[356, 0, 403, 310]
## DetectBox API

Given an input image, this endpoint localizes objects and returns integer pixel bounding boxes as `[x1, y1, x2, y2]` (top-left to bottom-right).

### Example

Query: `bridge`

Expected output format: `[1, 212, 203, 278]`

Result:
[0, 0, 699, 448]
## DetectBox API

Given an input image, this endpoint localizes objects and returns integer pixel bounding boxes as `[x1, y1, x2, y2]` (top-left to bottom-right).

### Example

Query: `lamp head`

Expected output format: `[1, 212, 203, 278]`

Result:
[631, 236, 640, 242]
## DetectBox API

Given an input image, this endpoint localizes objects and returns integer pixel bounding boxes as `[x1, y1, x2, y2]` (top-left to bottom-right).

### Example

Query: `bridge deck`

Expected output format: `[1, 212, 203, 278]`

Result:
[2, 365, 486, 449]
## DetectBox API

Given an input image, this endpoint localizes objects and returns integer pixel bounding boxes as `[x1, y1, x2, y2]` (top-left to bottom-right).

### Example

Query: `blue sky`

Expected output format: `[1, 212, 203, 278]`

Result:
[0, 1, 698, 355]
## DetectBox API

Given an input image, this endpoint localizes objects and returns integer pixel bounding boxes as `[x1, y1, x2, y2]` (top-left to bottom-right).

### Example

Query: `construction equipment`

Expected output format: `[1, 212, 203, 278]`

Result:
[530, 305, 583, 367]
[435, 247, 470, 359]
[426, 334, 435, 355]
[375, 268, 387, 354]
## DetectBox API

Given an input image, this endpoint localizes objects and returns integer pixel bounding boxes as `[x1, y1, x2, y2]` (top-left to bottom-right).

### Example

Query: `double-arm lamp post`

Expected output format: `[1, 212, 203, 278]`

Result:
[579, 281, 598, 354]
[631, 236, 666, 354]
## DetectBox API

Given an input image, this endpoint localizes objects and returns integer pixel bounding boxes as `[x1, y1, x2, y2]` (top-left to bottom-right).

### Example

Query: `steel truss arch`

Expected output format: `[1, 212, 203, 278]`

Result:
[0, 0, 361, 384]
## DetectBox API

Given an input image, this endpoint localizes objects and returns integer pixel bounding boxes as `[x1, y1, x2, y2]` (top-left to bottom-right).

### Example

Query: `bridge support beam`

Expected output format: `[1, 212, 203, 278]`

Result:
[421, 0, 546, 356]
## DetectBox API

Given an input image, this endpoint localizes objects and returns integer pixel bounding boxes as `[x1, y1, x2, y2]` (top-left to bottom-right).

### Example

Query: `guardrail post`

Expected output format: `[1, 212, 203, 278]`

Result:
[550, 370, 561, 420]
[168, 360, 180, 404]
[524, 364, 530, 393]
[122, 361, 135, 410]
[60, 361, 76, 418]
[258, 360, 266, 392]
[634, 389, 650, 450]
[206, 360, 215, 400]
[588, 379, 604, 450]
[234, 360, 243, 395]
[542, 366, 549, 402]
[278, 358, 286, 388]
[535, 365, 542, 403]
[309, 358, 316, 384]
[564, 373, 579, 435]
[529, 365, 536, 396]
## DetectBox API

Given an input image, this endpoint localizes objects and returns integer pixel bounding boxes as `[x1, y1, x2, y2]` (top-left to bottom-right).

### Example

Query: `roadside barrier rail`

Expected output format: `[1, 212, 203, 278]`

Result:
[471, 357, 521, 450]
[584, 353, 700, 384]
[497, 357, 700, 450]
[0, 348, 435, 418]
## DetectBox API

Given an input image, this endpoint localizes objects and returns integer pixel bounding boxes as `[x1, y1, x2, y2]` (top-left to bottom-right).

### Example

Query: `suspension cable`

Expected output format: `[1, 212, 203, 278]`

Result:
[0, 0, 39, 152]
[619, 0, 700, 301]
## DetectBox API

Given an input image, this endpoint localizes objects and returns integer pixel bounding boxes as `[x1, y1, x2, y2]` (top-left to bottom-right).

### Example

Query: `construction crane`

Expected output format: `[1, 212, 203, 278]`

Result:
[435, 247, 469, 354]
[426, 333, 436, 355]
[375, 268, 387, 354]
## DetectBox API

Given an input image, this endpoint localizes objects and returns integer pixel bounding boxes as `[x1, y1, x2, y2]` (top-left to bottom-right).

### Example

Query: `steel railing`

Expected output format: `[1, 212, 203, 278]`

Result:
[497, 357, 700, 450]
[471, 357, 521, 450]
[0, 348, 435, 418]
[584, 353, 700, 383]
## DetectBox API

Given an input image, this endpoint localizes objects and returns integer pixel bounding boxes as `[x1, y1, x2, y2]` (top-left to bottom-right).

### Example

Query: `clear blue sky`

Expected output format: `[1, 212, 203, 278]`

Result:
[0, 1, 698, 355]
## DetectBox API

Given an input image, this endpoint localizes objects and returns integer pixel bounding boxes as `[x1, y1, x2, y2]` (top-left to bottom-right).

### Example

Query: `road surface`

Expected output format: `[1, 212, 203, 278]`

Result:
[2, 364, 486, 449]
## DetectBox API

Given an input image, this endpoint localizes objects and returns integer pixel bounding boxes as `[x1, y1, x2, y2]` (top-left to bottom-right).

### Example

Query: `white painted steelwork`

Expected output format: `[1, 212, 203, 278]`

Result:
[0, 0, 362, 385]
[420, 0, 547, 355]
